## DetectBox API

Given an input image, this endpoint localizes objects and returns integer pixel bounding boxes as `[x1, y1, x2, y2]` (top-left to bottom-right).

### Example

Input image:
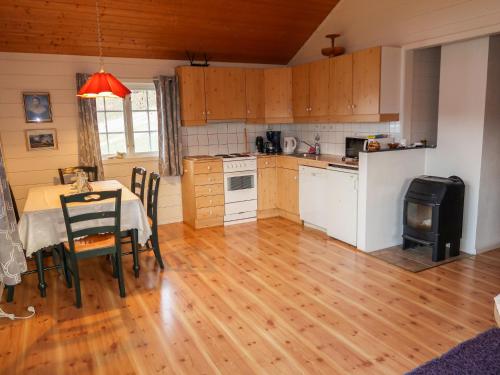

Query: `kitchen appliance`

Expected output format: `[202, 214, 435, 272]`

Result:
[255, 136, 264, 153]
[326, 164, 359, 246]
[299, 166, 328, 231]
[402, 175, 465, 262]
[221, 154, 257, 225]
[283, 137, 297, 154]
[264, 142, 276, 154]
[266, 130, 282, 153]
[345, 137, 367, 159]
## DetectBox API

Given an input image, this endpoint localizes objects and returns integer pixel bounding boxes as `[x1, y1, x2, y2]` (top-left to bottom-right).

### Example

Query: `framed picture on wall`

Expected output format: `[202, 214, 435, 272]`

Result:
[25, 129, 58, 151]
[23, 92, 53, 123]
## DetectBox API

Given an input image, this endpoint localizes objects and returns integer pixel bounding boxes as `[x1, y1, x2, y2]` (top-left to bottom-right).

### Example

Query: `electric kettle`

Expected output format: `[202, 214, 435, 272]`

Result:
[283, 137, 297, 154]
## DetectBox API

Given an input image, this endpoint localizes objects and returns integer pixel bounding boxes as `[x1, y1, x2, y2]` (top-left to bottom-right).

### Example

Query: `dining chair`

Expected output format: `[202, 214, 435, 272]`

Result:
[58, 166, 98, 185]
[131, 167, 147, 203]
[146, 172, 165, 270]
[60, 189, 125, 308]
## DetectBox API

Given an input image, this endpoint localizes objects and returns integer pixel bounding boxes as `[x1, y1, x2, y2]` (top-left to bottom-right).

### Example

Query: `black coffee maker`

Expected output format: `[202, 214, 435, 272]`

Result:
[265, 131, 282, 154]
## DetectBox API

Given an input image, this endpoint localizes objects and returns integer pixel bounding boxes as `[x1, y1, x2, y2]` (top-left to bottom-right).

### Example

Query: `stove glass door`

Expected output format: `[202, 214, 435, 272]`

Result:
[406, 202, 433, 232]
[224, 171, 257, 203]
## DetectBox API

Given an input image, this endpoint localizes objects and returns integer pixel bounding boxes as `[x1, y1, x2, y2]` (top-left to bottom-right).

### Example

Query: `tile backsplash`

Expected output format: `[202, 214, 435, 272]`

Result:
[181, 122, 401, 156]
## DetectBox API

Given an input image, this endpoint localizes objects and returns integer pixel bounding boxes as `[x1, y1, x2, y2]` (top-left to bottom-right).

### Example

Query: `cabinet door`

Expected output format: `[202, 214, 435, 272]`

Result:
[224, 68, 246, 119]
[258, 167, 277, 211]
[204, 67, 226, 120]
[277, 167, 299, 215]
[264, 67, 293, 122]
[177, 66, 206, 126]
[353, 47, 381, 115]
[245, 69, 265, 121]
[329, 54, 353, 116]
[309, 59, 330, 118]
[292, 63, 310, 119]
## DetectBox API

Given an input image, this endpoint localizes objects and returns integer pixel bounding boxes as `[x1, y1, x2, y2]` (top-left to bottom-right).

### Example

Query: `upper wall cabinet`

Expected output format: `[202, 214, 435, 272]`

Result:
[264, 67, 293, 124]
[177, 66, 207, 126]
[292, 59, 329, 123]
[204, 67, 246, 121]
[245, 69, 265, 123]
[329, 46, 401, 122]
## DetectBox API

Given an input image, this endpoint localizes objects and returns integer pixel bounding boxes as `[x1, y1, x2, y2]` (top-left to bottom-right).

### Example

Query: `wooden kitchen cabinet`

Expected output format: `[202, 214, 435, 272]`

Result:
[292, 59, 329, 122]
[276, 167, 299, 219]
[264, 67, 293, 123]
[352, 47, 381, 115]
[245, 69, 265, 123]
[329, 53, 353, 116]
[257, 164, 277, 215]
[176, 66, 207, 126]
[205, 67, 246, 121]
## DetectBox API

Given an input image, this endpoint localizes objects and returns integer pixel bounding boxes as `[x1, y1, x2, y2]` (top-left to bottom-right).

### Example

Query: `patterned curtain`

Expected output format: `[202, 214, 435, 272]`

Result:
[154, 76, 183, 176]
[0, 146, 26, 286]
[75, 73, 105, 180]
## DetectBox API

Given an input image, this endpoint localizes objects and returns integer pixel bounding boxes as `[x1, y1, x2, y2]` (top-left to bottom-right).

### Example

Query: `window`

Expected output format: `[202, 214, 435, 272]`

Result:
[97, 86, 158, 156]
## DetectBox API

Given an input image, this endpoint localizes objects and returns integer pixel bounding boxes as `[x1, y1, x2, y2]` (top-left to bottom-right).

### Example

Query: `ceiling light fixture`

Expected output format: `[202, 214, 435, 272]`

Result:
[77, 0, 130, 99]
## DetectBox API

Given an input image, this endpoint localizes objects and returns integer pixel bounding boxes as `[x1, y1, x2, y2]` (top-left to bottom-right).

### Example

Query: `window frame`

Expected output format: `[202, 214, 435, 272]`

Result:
[98, 82, 159, 159]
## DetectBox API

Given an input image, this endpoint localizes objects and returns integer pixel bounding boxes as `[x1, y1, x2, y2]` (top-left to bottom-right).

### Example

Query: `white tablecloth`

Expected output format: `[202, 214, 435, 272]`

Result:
[18, 180, 152, 257]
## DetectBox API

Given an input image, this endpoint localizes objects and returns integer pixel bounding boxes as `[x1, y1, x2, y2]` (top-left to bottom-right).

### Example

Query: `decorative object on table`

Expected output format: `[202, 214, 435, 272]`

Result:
[283, 137, 297, 154]
[77, 0, 130, 99]
[60, 190, 125, 308]
[73, 170, 92, 193]
[154, 75, 183, 176]
[407, 328, 500, 374]
[58, 166, 98, 185]
[25, 129, 57, 151]
[321, 34, 345, 57]
[23, 93, 53, 123]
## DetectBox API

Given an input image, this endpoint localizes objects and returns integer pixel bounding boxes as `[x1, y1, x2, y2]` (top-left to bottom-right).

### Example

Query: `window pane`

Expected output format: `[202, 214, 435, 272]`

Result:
[99, 134, 109, 155]
[131, 90, 148, 110]
[132, 111, 149, 131]
[106, 112, 125, 132]
[150, 132, 158, 152]
[147, 90, 157, 110]
[97, 112, 106, 133]
[134, 132, 150, 153]
[104, 97, 123, 111]
[107, 133, 126, 154]
[149, 111, 158, 130]
[96, 97, 105, 111]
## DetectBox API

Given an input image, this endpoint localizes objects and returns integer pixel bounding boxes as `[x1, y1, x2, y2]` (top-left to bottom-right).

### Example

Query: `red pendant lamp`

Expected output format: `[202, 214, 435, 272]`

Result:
[77, 0, 130, 99]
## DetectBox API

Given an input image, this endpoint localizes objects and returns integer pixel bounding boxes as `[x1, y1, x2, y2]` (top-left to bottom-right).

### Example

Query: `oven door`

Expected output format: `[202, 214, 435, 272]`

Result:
[224, 171, 257, 203]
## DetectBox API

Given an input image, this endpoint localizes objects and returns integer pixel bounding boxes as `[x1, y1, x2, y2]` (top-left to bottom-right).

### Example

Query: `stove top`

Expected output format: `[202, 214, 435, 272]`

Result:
[215, 153, 252, 159]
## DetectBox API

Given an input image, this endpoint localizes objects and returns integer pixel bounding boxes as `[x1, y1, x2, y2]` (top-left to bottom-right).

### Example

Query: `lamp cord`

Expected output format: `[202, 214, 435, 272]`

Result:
[95, 0, 104, 72]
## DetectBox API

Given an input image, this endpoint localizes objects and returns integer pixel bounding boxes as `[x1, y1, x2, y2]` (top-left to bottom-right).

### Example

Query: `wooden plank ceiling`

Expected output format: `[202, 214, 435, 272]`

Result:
[0, 0, 340, 64]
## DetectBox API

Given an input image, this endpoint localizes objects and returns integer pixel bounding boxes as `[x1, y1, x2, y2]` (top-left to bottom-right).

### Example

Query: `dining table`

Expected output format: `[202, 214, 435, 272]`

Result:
[18, 180, 152, 296]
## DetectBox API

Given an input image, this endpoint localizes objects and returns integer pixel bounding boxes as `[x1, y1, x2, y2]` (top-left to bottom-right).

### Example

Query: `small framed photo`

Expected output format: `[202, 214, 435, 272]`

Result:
[23, 92, 53, 123]
[25, 129, 58, 151]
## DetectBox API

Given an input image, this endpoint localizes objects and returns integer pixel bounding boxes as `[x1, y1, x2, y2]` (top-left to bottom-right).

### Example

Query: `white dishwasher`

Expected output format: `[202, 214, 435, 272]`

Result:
[299, 166, 328, 231]
[326, 165, 359, 246]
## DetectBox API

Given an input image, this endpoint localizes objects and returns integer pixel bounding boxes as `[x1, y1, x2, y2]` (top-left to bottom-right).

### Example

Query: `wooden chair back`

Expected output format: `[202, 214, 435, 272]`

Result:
[146, 172, 161, 228]
[59, 190, 122, 254]
[58, 166, 98, 185]
[131, 167, 147, 202]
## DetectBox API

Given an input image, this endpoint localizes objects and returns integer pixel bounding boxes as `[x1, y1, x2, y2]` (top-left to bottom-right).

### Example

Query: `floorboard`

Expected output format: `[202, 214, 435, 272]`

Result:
[0, 218, 498, 374]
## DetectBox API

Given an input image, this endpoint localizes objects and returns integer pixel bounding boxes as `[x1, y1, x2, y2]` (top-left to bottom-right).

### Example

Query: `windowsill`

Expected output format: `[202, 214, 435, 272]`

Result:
[102, 153, 158, 165]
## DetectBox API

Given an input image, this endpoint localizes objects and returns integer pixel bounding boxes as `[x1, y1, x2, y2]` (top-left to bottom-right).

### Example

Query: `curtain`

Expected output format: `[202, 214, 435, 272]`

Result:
[154, 76, 183, 176]
[76, 73, 105, 180]
[0, 145, 26, 286]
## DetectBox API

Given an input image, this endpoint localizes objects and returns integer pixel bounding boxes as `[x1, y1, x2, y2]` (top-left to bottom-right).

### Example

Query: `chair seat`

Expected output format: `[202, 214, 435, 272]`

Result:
[64, 233, 116, 253]
[147, 216, 153, 227]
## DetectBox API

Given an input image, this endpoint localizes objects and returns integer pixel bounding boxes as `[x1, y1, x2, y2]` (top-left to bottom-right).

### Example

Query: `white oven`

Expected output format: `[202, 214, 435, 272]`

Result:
[224, 170, 257, 203]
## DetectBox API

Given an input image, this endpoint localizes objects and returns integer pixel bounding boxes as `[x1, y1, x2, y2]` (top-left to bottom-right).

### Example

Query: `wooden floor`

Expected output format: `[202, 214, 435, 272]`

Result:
[1, 217, 499, 374]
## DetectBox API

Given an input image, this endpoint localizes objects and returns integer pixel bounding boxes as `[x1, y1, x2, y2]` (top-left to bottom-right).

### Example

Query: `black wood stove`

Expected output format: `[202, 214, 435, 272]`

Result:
[402, 175, 465, 262]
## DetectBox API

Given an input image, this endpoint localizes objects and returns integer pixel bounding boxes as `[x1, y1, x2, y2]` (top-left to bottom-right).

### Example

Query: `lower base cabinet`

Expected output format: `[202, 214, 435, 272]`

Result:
[276, 167, 299, 220]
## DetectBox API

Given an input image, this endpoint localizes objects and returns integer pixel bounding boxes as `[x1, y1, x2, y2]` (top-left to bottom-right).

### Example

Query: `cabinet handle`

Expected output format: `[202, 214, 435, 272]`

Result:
[208, 188, 212, 192]
[265, 161, 269, 165]
[247, 109, 251, 114]
[209, 199, 213, 204]
[202, 111, 205, 115]
[207, 110, 211, 115]
[209, 209, 213, 215]
[207, 166, 212, 170]
[208, 178, 213, 182]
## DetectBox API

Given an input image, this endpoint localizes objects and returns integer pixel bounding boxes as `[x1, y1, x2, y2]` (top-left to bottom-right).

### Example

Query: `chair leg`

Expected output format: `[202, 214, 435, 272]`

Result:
[34, 250, 47, 297]
[131, 229, 140, 278]
[70, 256, 82, 308]
[110, 254, 118, 279]
[115, 250, 126, 298]
[6, 285, 14, 302]
[151, 227, 165, 270]
[61, 248, 72, 288]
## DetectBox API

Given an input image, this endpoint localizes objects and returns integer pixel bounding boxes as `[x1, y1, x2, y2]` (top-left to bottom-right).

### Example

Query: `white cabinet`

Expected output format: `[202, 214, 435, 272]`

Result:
[299, 166, 328, 231]
[326, 167, 359, 246]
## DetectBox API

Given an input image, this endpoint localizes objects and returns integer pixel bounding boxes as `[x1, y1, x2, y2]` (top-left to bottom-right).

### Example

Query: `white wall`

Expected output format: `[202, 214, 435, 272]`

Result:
[425, 37, 489, 254]
[290, 0, 500, 65]
[357, 149, 426, 252]
[476, 35, 500, 252]
[0, 52, 272, 224]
